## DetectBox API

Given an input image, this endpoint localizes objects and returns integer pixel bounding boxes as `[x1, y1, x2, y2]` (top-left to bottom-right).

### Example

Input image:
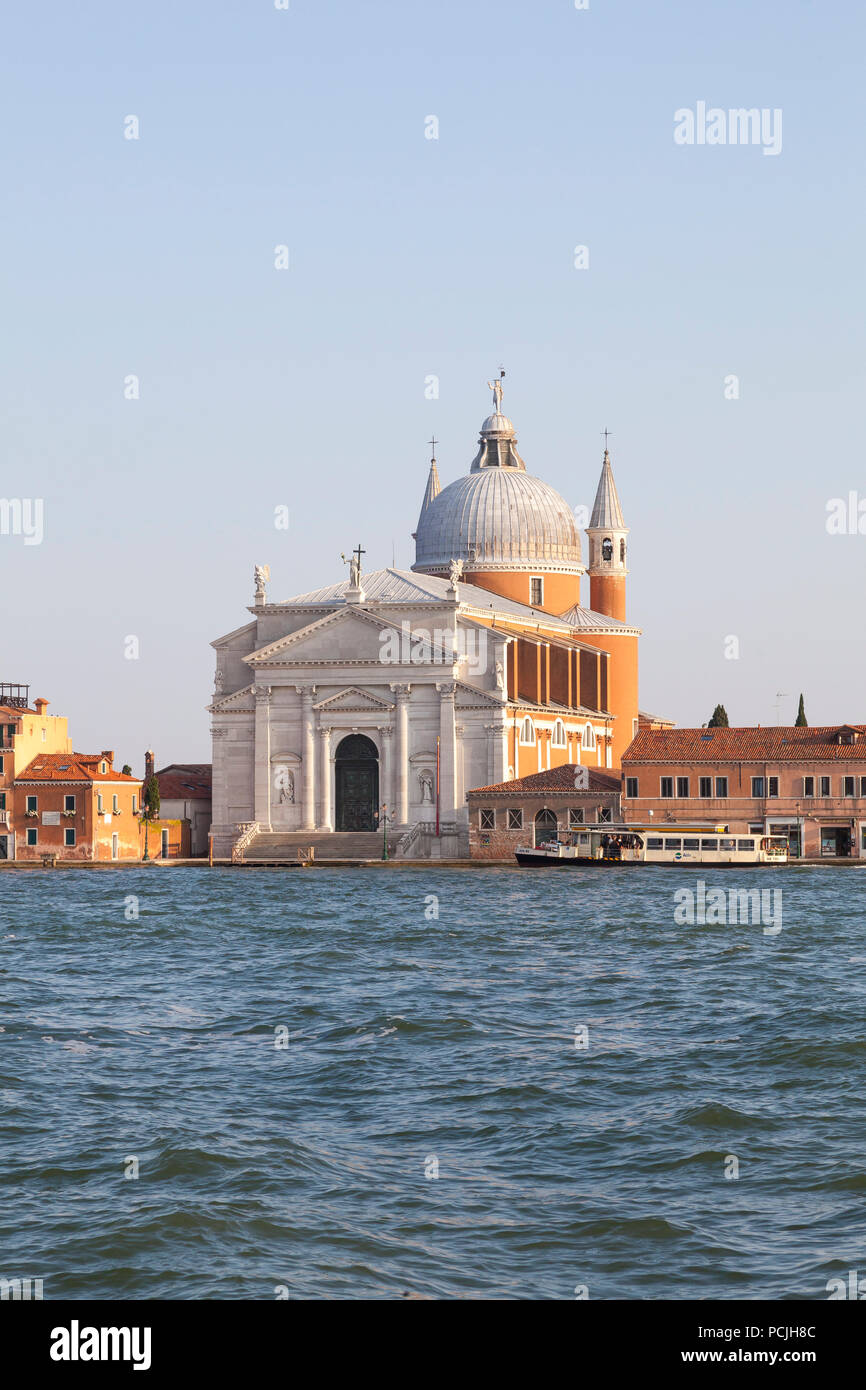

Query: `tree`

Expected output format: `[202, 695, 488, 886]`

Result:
[121, 764, 132, 776]
[795, 693, 808, 727]
[143, 775, 160, 820]
[708, 704, 729, 728]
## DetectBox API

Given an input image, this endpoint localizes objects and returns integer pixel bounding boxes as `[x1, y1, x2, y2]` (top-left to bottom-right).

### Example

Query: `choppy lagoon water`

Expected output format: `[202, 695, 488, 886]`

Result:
[1, 864, 864, 1300]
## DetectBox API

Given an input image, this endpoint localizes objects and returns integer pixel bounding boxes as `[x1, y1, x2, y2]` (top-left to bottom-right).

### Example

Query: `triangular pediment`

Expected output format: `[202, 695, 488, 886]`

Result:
[246, 604, 458, 667]
[209, 683, 255, 712]
[313, 687, 395, 712]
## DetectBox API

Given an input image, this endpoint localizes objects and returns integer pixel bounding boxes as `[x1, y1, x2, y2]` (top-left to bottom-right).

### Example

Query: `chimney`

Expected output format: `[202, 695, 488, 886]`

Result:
[145, 750, 155, 782]
[34, 698, 49, 715]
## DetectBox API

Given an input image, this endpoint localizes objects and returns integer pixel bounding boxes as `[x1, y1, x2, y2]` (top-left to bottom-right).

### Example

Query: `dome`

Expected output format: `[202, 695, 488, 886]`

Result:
[413, 466, 583, 573]
[412, 380, 584, 575]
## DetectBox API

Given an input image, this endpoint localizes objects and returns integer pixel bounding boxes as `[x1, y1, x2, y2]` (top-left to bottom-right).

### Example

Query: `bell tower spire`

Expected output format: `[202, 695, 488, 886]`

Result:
[586, 438, 629, 621]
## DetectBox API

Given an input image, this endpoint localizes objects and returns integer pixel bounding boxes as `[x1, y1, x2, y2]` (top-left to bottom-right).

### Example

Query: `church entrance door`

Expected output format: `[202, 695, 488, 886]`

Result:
[335, 734, 379, 831]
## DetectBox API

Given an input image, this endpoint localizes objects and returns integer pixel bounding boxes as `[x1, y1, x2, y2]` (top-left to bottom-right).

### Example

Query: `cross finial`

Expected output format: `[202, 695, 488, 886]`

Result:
[601, 427, 612, 453]
[429, 436, 438, 460]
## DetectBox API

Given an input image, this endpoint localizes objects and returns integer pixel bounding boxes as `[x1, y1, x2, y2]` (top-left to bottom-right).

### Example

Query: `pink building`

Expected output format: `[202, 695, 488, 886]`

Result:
[621, 724, 866, 859]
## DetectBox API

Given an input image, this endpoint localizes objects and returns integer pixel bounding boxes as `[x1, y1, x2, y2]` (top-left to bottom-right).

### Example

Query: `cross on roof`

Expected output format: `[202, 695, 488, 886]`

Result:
[601, 427, 612, 451]
[429, 436, 438, 459]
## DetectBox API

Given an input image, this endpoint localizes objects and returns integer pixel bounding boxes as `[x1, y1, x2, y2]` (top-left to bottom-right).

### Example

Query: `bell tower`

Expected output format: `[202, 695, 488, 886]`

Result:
[586, 443, 628, 622]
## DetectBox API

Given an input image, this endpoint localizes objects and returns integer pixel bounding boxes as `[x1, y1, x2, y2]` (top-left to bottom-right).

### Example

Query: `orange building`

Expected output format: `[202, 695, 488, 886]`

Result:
[12, 751, 143, 862]
[622, 724, 866, 859]
[411, 381, 641, 770]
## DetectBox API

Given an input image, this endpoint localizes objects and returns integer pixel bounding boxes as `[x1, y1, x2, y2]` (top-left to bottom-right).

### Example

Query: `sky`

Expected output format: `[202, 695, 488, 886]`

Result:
[1, 1, 863, 768]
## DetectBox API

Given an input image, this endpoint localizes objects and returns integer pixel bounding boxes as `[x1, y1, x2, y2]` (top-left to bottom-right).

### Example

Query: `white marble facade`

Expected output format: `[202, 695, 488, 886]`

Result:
[209, 568, 510, 856]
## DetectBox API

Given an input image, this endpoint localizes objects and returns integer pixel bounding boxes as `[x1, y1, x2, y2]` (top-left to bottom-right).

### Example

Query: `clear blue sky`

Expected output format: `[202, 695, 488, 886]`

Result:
[1, 1, 863, 767]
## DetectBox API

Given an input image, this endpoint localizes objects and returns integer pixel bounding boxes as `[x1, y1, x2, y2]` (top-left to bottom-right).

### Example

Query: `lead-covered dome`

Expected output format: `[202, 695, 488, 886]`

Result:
[412, 386, 583, 575]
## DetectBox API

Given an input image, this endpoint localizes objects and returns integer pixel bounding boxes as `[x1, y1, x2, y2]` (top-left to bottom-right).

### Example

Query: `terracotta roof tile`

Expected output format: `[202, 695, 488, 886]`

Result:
[155, 764, 212, 799]
[14, 753, 143, 784]
[624, 725, 866, 763]
[469, 764, 621, 795]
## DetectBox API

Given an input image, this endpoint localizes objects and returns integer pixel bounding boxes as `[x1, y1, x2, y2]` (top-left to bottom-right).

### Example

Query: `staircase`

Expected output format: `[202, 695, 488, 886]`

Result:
[241, 830, 400, 863]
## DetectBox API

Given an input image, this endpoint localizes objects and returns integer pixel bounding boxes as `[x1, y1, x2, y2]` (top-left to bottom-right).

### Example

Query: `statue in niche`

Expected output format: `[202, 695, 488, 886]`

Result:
[273, 765, 295, 804]
[419, 770, 434, 804]
[214, 669, 224, 695]
[494, 660, 505, 692]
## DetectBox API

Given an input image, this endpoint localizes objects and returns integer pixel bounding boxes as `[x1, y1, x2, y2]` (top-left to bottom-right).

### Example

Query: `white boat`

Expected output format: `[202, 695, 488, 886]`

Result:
[515, 824, 789, 867]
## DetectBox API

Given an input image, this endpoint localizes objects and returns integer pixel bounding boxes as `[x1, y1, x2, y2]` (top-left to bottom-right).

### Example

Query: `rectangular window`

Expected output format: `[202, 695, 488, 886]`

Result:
[751, 777, 765, 797]
[664, 837, 682, 850]
[861, 777, 866, 798]
[646, 837, 663, 849]
[715, 777, 728, 797]
[720, 837, 737, 851]
[701, 838, 718, 851]
[97, 793, 103, 813]
[682, 837, 699, 849]
[26, 795, 37, 813]
[41, 728, 46, 742]
[699, 776, 712, 797]
[625, 778, 638, 799]
[820, 776, 831, 797]
[843, 776, 855, 797]
[0, 793, 5, 810]
[660, 777, 673, 798]
[26, 827, 38, 846]
[737, 838, 756, 851]
[768, 776, 779, 798]
[568, 808, 584, 827]
[64, 794, 75, 813]
[598, 807, 612, 823]
[64, 827, 76, 847]
[803, 776, 814, 797]
[479, 808, 495, 829]
[508, 808, 522, 830]
[112, 794, 119, 813]
[0, 756, 4, 775]
[749, 823, 764, 835]
[676, 777, 689, 798]
[132, 794, 138, 814]
[529, 577, 543, 608]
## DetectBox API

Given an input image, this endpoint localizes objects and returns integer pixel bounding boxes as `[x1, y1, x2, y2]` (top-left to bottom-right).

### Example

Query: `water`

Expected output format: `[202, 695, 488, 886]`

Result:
[1, 865, 864, 1300]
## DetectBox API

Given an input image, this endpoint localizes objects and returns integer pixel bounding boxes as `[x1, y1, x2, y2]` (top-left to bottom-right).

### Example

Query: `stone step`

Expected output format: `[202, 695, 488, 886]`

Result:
[243, 830, 400, 861]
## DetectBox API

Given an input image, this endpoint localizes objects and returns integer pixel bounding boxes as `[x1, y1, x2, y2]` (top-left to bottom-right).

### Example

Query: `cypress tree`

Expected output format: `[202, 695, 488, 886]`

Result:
[795, 694, 808, 727]
[708, 704, 729, 728]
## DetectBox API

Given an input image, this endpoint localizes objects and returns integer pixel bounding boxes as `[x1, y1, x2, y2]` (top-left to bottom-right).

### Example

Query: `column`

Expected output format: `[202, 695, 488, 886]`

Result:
[380, 727, 394, 821]
[253, 686, 271, 827]
[455, 723, 465, 810]
[392, 684, 411, 824]
[437, 682, 457, 822]
[318, 727, 332, 830]
[297, 685, 316, 830]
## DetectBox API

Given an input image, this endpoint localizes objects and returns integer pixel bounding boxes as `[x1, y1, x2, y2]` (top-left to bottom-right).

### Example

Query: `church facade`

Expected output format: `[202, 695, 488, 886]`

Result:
[209, 382, 641, 857]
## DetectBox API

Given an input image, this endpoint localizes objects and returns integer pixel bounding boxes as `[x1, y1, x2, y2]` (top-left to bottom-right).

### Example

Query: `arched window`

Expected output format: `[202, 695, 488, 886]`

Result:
[619, 538, 626, 563]
[583, 722, 596, 752]
[519, 717, 536, 746]
[552, 718, 567, 748]
[602, 537, 613, 562]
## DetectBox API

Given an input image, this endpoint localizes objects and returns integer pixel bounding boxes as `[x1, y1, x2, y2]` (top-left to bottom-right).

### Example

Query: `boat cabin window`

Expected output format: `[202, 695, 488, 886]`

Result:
[664, 838, 682, 850]
[737, 839, 755, 851]
[701, 838, 718, 851]
[720, 837, 736, 850]
[682, 837, 699, 849]
[646, 837, 663, 849]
